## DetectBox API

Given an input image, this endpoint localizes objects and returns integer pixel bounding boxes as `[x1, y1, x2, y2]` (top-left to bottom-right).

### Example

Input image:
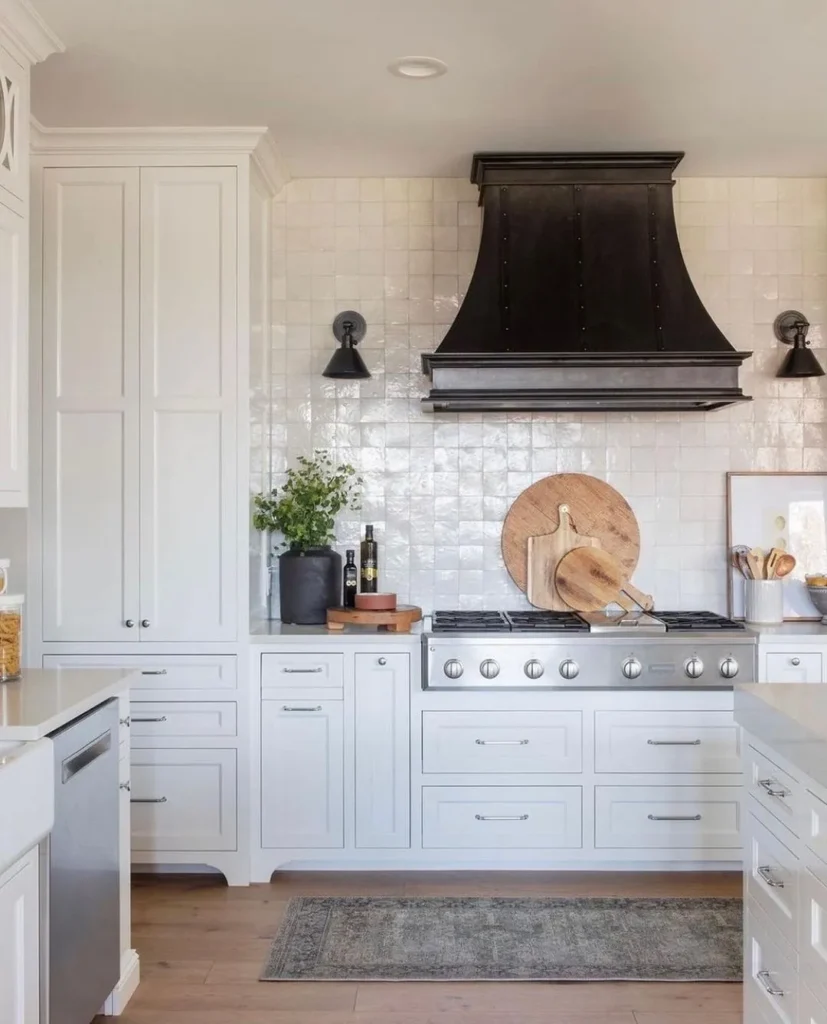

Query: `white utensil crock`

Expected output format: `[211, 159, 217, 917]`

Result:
[744, 579, 783, 624]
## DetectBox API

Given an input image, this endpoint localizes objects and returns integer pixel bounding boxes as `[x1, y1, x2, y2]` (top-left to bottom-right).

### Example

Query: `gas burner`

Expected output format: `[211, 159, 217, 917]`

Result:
[431, 610, 510, 634]
[504, 610, 589, 633]
[655, 611, 746, 632]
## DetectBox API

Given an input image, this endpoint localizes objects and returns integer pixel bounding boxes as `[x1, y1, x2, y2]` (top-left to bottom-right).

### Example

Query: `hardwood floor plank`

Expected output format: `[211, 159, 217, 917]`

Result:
[138, 959, 214, 984]
[99, 1013, 638, 1024]
[633, 1015, 743, 1024]
[129, 981, 359, 1012]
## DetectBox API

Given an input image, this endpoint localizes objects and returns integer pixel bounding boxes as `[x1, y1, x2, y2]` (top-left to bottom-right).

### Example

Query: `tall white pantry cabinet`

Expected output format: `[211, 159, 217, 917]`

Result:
[30, 127, 284, 885]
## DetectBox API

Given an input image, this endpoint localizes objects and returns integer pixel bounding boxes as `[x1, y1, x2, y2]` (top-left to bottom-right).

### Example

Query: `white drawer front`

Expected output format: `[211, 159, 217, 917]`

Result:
[422, 711, 582, 774]
[745, 904, 798, 1024]
[261, 652, 343, 691]
[800, 869, 827, 1013]
[130, 701, 237, 740]
[43, 654, 237, 690]
[801, 983, 827, 1024]
[422, 786, 582, 849]
[748, 745, 804, 839]
[745, 808, 799, 951]
[595, 785, 742, 849]
[594, 710, 740, 774]
[765, 651, 822, 684]
[130, 748, 236, 851]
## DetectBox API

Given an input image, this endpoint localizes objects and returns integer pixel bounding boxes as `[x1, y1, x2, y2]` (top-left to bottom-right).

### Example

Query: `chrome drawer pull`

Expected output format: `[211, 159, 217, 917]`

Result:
[131, 796, 168, 804]
[758, 778, 789, 799]
[131, 716, 167, 723]
[141, 669, 168, 676]
[475, 739, 529, 746]
[281, 705, 323, 712]
[282, 667, 323, 674]
[119, 716, 131, 727]
[648, 814, 702, 821]
[475, 814, 529, 821]
[647, 739, 701, 746]
[757, 865, 785, 888]
[119, 781, 131, 792]
[757, 970, 784, 997]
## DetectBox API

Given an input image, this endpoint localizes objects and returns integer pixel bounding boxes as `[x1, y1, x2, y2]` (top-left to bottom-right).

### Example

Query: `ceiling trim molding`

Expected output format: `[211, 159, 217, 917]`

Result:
[0, 0, 64, 65]
[250, 129, 289, 196]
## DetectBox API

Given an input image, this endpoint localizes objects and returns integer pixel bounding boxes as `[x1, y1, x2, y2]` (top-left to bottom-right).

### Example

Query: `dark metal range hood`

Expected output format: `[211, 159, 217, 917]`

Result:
[421, 152, 752, 413]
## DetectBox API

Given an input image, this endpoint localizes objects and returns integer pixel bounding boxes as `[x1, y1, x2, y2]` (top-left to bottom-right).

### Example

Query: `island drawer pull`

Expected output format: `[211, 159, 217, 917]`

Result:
[141, 669, 168, 676]
[475, 739, 529, 746]
[757, 970, 784, 997]
[758, 779, 789, 799]
[647, 739, 701, 746]
[475, 814, 529, 821]
[281, 705, 322, 712]
[647, 813, 702, 821]
[282, 667, 323, 674]
[131, 716, 168, 723]
[131, 796, 168, 804]
[757, 865, 785, 888]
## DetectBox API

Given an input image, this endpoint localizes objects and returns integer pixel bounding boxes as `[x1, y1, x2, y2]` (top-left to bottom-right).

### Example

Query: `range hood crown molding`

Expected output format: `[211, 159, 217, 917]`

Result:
[421, 151, 752, 414]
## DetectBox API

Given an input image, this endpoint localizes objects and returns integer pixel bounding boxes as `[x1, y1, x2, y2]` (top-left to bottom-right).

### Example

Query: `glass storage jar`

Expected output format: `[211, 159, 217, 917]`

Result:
[0, 594, 23, 681]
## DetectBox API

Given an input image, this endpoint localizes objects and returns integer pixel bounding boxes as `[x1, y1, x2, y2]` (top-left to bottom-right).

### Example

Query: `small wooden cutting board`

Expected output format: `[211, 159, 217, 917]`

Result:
[527, 504, 600, 610]
[555, 547, 654, 613]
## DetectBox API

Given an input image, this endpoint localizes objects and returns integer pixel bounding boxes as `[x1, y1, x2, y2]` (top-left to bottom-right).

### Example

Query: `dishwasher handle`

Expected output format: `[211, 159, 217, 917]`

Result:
[61, 729, 112, 783]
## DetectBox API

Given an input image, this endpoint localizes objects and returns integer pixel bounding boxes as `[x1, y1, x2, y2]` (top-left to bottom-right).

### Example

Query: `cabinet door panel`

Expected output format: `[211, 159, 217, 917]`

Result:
[42, 168, 140, 641]
[0, 202, 25, 503]
[139, 167, 237, 641]
[261, 700, 343, 849]
[0, 46, 26, 211]
[354, 653, 410, 849]
[0, 849, 39, 1024]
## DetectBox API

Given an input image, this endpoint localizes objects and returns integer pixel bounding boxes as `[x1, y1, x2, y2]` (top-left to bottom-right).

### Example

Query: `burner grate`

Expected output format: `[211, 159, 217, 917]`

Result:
[431, 610, 510, 633]
[505, 610, 590, 633]
[655, 610, 746, 632]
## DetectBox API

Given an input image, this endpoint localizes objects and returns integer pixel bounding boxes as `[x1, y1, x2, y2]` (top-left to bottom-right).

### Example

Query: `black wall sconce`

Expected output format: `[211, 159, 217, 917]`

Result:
[774, 310, 825, 379]
[323, 311, 370, 379]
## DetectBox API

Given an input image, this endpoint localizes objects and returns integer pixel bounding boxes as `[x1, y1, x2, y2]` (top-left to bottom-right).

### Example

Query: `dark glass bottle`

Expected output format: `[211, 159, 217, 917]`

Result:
[360, 525, 378, 593]
[343, 549, 357, 608]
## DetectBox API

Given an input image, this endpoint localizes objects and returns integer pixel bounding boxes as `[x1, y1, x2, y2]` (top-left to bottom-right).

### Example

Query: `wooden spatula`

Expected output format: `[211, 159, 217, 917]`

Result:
[555, 547, 654, 613]
[526, 504, 600, 611]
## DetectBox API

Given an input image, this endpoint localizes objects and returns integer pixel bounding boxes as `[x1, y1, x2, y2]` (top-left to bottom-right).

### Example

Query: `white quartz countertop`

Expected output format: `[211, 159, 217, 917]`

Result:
[735, 683, 827, 789]
[0, 669, 134, 740]
[251, 620, 423, 643]
[752, 621, 827, 642]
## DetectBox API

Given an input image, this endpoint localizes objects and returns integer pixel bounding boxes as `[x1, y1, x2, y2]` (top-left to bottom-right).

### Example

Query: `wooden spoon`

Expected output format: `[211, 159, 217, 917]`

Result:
[747, 548, 764, 580]
[765, 548, 781, 580]
[555, 547, 654, 613]
[774, 553, 796, 579]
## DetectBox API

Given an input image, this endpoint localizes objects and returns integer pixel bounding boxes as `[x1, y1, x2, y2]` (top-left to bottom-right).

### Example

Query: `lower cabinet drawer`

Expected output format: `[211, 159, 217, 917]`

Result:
[422, 786, 582, 849]
[745, 808, 799, 950]
[765, 650, 822, 684]
[422, 711, 582, 774]
[261, 652, 343, 692]
[594, 710, 740, 774]
[801, 982, 827, 1024]
[43, 654, 237, 690]
[130, 748, 237, 852]
[594, 785, 742, 849]
[745, 903, 798, 1024]
[747, 745, 804, 839]
[800, 868, 827, 1013]
[130, 701, 237, 740]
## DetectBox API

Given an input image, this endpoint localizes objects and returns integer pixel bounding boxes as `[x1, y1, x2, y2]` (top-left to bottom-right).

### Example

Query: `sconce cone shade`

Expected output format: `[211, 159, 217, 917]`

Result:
[323, 342, 370, 379]
[777, 344, 825, 378]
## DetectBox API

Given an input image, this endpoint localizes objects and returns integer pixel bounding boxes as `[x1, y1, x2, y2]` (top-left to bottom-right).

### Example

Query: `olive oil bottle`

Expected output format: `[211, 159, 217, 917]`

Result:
[360, 525, 378, 593]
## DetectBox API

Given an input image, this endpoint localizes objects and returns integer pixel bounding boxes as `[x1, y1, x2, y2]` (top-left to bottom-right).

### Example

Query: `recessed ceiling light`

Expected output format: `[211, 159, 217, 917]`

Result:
[388, 56, 447, 79]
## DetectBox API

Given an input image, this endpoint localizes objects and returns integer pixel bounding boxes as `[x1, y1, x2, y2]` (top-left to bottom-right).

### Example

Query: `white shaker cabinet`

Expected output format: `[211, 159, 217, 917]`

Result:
[0, 201, 26, 503]
[354, 652, 410, 849]
[40, 165, 237, 642]
[0, 848, 39, 1024]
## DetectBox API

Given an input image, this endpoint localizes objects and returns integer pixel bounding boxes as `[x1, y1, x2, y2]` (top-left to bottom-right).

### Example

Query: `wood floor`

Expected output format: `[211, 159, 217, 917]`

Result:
[105, 871, 743, 1024]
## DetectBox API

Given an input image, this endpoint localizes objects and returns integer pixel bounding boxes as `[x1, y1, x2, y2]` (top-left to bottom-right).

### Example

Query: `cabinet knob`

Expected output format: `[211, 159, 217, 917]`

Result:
[125, 619, 135, 628]
[378, 657, 387, 666]
[791, 657, 801, 666]
[141, 619, 151, 628]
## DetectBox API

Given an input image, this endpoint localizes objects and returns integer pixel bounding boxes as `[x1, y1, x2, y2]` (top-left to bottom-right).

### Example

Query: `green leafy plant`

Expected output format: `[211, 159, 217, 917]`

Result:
[253, 451, 362, 552]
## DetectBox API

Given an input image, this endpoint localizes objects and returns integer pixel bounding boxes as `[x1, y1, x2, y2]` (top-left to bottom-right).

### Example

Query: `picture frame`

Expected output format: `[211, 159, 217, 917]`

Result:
[726, 471, 827, 620]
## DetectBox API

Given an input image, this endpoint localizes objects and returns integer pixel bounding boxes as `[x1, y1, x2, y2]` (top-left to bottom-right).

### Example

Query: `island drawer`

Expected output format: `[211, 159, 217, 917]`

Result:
[422, 711, 582, 774]
[745, 807, 800, 951]
[747, 744, 804, 839]
[594, 710, 740, 774]
[745, 902, 798, 1024]
[595, 785, 742, 849]
[129, 701, 237, 741]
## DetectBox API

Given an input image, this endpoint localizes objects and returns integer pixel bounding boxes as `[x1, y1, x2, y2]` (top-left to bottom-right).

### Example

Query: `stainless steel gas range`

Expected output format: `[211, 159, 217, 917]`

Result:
[422, 609, 757, 689]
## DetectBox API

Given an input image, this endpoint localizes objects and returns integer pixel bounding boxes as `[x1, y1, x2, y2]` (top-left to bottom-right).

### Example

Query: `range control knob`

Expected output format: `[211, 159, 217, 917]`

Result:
[685, 656, 704, 679]
[524, 659, 544, 680]
[720, 656, 739, 680]
[480, 658, 500, 680]
[622, 657, 643, 680]
[443, 659, 463, 680]
[559, 658, 580, 680]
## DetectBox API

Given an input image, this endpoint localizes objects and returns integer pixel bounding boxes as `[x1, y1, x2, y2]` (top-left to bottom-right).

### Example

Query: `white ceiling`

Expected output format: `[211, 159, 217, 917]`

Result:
[30, 0, 827, 178]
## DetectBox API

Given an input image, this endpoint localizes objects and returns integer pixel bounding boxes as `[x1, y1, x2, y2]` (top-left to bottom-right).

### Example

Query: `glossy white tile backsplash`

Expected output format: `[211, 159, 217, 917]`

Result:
[255, 176, 827, 615]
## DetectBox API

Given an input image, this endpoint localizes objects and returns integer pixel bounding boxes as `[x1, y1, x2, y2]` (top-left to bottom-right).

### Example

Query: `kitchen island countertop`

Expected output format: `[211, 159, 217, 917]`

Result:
[0, 669, 135, 740]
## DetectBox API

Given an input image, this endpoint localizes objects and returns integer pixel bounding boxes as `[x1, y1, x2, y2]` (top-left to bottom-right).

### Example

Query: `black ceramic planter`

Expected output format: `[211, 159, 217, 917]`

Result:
[278, 546, 342, 625]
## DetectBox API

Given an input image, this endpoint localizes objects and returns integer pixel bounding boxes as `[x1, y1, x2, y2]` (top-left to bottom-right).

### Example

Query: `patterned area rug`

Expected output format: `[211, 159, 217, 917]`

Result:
[261, 896, 742, 982]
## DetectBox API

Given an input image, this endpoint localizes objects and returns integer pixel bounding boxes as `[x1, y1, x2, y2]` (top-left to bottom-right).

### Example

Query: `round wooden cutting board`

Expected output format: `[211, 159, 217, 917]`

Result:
[502, 473, 640, 593]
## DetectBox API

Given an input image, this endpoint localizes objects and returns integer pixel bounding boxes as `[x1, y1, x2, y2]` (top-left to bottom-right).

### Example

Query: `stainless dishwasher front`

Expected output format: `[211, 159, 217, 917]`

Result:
[45, 697, 120, 1024]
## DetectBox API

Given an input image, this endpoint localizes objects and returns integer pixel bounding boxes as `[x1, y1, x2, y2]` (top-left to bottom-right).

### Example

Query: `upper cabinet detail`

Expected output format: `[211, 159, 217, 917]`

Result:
[0, 45, 24, 210]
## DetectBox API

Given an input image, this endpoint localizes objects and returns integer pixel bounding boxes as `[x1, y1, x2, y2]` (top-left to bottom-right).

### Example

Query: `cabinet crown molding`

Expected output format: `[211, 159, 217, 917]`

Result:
[29, 123, 289, 191]
[0, 0, 63, 65]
